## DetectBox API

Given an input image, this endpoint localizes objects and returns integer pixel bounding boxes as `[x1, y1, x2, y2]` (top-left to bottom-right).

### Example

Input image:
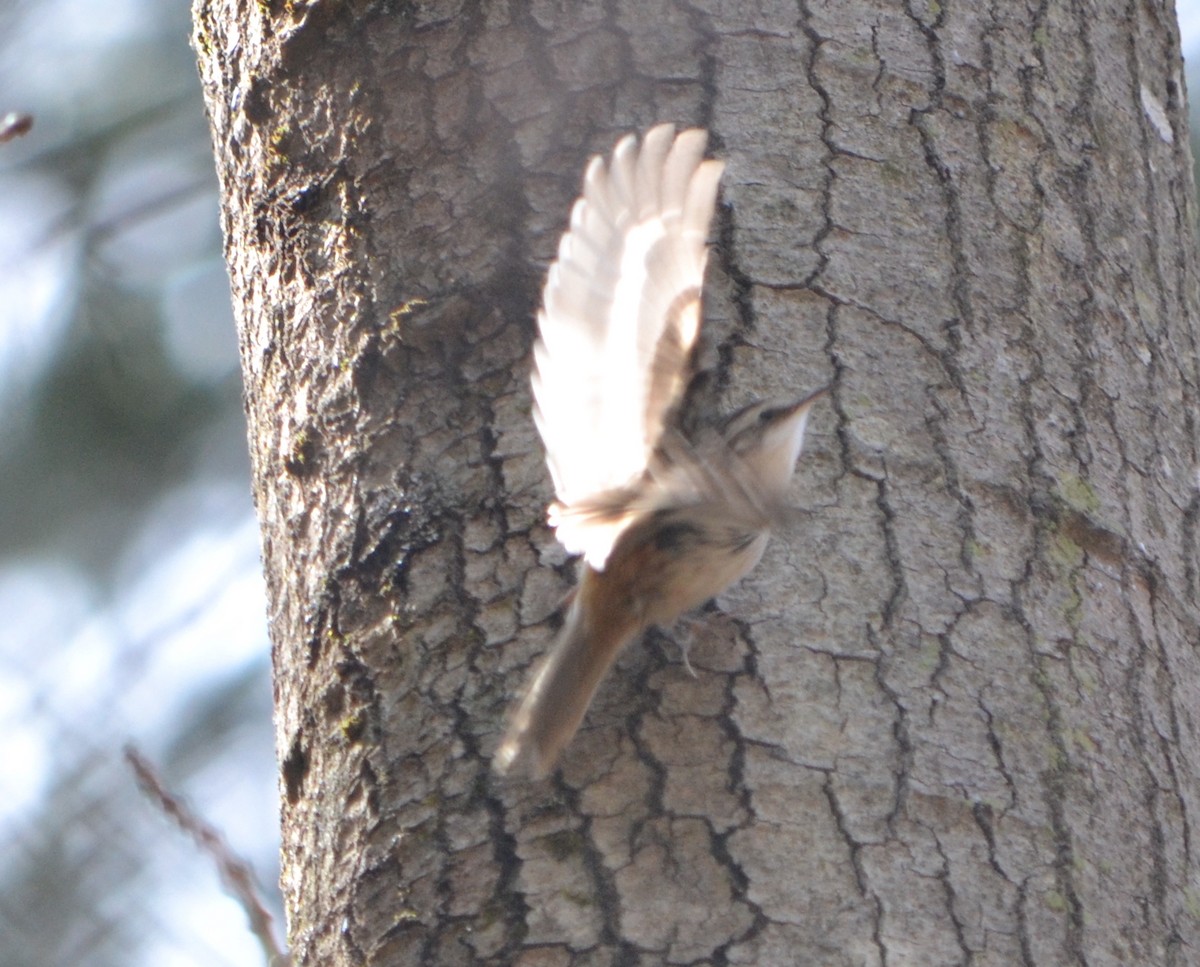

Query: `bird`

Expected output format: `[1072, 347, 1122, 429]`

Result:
[494, 123, 827, 778]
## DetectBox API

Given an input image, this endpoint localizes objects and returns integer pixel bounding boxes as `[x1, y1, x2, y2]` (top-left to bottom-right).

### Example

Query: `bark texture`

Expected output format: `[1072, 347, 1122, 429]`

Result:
[194, 1, 1200, 964]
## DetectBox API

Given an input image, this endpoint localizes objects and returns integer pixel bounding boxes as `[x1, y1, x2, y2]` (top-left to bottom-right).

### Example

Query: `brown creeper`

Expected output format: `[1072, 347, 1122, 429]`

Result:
[494, 124, 827, 777]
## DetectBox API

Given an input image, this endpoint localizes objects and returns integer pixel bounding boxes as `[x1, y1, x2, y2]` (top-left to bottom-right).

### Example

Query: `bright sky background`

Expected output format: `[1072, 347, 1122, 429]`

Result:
[1183, 2, 1200, 51]
[0, 1, 277, 964]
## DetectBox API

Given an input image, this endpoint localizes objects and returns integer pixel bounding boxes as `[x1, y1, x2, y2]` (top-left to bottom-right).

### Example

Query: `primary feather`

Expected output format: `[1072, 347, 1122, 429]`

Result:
[532, 124, 724, 568]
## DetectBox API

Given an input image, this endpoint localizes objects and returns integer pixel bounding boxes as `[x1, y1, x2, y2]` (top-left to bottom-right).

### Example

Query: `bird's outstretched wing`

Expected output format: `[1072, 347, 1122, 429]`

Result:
[531, 124, 724, 568]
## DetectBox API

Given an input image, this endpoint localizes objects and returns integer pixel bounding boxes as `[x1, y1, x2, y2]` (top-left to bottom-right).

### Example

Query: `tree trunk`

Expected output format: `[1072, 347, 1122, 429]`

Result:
[194, 1, 1200, 964]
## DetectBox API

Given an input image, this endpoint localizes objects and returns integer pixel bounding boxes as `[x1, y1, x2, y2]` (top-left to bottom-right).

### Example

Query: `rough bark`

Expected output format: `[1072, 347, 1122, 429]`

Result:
[194, 1, 1200, 964]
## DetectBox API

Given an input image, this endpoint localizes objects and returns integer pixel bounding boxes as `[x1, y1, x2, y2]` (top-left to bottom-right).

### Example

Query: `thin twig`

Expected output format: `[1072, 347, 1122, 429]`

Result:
[0, 112, 33, 143]
[124, 745, 290, 967]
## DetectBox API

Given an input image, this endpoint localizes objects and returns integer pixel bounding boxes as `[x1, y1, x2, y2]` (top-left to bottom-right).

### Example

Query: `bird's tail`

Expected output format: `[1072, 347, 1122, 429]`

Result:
[494, 577, 636, 778]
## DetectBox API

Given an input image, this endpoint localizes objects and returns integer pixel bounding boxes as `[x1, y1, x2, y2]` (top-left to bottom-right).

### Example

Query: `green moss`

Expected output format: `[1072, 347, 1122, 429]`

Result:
[1045, 742, 1068, 772]
[1063, 581, 1083, 630]
[284, 429, 312, 474]
[269, 123, 292, 159]
[1047, 531, 1083, 571]
[1072, 662, 1098, 695]
[1184, 886, 1200, 920]
[963, 537, 990, 561]
[1057, 473, 1101, 515]
[194, 23, 213, 60]
[1044, 890, 1067, 913]
[880, 161, 907, 185]
[1069, 728, 1096, 755]
[340, 712, 366, 743]
[542, 829, 585, 861]
[477, 900, 504, 929]
[914, 638, 942, 675]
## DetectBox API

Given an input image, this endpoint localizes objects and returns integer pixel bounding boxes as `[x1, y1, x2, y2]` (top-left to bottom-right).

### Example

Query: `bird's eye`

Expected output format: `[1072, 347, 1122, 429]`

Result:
[758, 408, 777, 424]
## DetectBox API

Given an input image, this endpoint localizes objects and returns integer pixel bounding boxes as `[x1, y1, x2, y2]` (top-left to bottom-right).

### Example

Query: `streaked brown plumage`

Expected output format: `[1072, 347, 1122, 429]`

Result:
[495, 125, 826, 777]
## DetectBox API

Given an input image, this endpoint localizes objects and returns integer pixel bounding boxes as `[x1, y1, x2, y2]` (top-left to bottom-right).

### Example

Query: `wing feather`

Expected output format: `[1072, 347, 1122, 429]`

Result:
[532, 124, 724, 566]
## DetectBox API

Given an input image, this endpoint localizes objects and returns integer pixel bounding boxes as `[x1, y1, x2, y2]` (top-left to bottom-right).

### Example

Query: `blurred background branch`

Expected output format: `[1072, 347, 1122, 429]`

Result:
[125, 747, 289, 967]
